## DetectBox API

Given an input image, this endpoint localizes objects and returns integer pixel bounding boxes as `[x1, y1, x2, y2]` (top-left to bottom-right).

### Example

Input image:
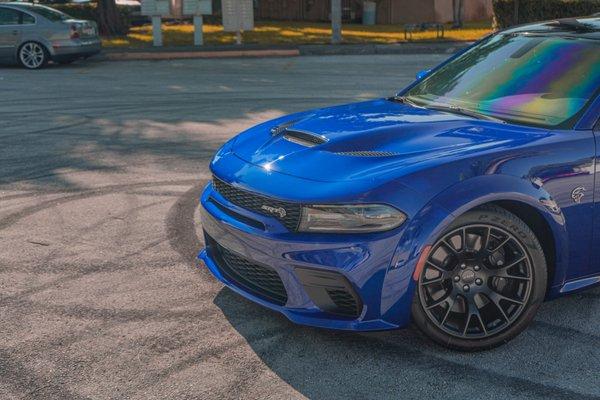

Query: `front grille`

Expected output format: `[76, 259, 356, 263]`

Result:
[207, 197, 265, 230]
[212, 176, 302, 231]
[207, 234, 288, 306]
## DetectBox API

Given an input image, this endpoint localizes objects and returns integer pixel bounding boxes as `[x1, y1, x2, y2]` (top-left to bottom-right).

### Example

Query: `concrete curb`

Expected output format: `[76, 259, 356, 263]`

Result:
[102, 48, 300, 61]
[299, 42, 471, 56]
[99, 41, 471, 61]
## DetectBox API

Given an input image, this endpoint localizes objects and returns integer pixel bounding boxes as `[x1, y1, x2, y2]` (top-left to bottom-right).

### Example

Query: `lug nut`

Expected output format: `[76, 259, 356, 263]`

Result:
[463, 284, 470, 292]
[497, 260, 504, 266]
[454, 276, 460, 282]
[460, 263, 466, 269]
[474, 265, 481, 271]
[475, 278, 483, 286]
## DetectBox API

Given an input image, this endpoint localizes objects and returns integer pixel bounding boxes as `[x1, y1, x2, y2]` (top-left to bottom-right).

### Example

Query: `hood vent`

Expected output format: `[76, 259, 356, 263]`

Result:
[335, 151, 399, 157]
[282, 129, 328, 147]
[270, 120, 298, 136]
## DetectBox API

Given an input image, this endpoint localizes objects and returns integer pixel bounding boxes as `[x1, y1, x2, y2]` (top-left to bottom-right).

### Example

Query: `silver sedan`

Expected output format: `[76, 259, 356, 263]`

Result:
[0, 2, 101, 69]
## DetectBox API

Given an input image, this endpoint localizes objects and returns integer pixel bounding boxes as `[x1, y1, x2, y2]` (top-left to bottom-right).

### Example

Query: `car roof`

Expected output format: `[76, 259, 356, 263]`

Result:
[502, 16, 600, 40]
[0, 2, 30, 6]
[0, 2, 40, 10]
[0, 2, 55, 10]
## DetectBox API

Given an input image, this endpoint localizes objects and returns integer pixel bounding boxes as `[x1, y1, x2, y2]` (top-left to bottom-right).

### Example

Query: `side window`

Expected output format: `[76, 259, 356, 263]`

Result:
[0, 8, 20, 25]
[21, 12, 36, 25]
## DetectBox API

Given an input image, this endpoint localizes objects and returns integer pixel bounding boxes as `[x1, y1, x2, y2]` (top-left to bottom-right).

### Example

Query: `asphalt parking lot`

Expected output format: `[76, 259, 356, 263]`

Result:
[1, 55, 599, 400]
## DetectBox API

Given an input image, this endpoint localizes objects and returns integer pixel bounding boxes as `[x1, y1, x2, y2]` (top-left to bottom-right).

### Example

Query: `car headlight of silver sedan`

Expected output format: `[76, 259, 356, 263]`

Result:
[298, 204, 406, 233]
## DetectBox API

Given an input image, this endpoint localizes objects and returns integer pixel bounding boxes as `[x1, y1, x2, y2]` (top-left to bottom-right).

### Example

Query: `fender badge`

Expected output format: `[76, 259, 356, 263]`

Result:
[571, 187, 586, 204]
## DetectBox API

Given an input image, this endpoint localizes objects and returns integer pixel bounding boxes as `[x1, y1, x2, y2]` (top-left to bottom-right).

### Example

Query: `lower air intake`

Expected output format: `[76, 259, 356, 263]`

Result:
[206, 234, 288, 306]
[295, 267, 363, 318]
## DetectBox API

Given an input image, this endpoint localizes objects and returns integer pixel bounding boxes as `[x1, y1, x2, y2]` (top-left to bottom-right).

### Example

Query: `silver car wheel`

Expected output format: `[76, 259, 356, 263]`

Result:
[19, 42, 46, 69]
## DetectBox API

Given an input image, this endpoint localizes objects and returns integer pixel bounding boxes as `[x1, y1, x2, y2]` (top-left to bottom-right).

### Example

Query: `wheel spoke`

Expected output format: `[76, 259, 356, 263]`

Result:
[484, 292, 509, 321]
[488, 289, 524, 306]
[490, 236, 510, 253]
[493, 271, 531, 281]
[442, 239, 459, 255]
[460, 228, 471, 251]
[474, 310, 487, 335]
[499, 256, 527, 270]
[491, 256, 529, 280]
[440, 295, 456, 325]
[425, 261, 453, 277]
[482, 226, 492, 252]
[462, 298, 487, 336]
[426, 293, 452, 310]
[422, 275, 446, 286]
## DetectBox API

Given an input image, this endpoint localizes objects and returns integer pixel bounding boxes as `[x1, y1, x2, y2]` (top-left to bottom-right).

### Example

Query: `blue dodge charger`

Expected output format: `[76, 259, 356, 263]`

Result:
[199, 17, 600, 350]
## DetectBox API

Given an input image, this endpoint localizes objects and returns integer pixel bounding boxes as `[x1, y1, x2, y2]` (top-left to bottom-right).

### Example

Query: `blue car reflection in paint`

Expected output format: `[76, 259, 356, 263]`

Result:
[199, 18, 600, 350]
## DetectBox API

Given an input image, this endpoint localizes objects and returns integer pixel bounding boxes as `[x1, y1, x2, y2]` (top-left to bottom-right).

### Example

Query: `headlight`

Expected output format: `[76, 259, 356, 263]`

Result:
[298, 204, 406, 233]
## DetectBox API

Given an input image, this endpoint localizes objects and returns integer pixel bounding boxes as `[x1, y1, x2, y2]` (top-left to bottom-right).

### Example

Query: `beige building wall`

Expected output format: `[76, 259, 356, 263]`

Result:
[377, 0, 437, 24]
[434, 0, 493, 23]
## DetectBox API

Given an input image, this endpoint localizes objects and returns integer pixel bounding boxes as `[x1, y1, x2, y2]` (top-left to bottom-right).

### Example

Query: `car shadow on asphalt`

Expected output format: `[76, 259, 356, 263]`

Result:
[212, 285, 600, 399]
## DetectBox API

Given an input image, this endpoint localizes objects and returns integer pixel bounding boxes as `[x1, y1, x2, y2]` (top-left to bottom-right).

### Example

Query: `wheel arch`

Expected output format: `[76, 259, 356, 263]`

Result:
[491, 199, 557, 296]
[15, 39, 52, 60]
[403, 174, 568, 296]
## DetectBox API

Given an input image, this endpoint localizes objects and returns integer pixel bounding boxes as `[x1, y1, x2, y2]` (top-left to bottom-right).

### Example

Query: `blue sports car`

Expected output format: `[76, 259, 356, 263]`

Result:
[199, 17, 600, 350]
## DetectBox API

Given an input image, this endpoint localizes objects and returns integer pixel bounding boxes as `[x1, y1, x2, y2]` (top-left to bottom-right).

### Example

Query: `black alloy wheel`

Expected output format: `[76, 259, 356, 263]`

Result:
[412, 205, 547, 351]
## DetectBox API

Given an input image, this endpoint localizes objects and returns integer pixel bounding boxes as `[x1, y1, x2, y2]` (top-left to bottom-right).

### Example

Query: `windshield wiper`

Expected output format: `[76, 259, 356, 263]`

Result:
[549, 18, 597, 32]
[390, 95, 422, 108]
[391, 96, 507, 124]
[425, 104, 507, 124]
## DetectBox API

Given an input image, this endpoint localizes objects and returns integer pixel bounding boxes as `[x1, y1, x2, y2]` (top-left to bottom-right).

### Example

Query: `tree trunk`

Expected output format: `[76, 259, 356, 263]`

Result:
[452, 0, 464, 28]
[331, 0, 342, 44]
[513, 0, 520, 25]
[97, 0, 127, 37]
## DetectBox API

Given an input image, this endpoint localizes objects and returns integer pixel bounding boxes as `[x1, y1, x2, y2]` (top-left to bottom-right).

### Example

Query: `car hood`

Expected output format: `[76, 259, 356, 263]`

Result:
[232, 99, 547, 182]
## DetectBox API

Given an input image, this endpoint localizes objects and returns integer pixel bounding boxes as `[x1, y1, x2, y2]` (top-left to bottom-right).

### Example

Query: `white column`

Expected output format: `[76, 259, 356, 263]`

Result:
[331, 0, 342, 44]
[193, 15, 203, 46]
[152, 16, 162, 47]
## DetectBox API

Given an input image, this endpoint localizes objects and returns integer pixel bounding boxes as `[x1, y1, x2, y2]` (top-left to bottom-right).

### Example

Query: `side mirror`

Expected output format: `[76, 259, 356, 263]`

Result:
[416, 69, 431, 80]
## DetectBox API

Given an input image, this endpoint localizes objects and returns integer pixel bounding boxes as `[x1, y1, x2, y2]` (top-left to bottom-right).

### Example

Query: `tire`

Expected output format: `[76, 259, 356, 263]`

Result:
[18, 42, 49, 70]
[412, 205, 547, 351]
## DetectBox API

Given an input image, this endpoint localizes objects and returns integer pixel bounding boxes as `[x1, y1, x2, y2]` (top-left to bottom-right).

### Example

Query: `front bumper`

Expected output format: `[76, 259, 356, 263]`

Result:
[199, 179, 421, 331]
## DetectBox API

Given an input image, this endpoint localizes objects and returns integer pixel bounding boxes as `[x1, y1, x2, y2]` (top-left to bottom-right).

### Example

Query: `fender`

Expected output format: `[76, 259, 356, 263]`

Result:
[382, 174, 569, 322]
[430, 175, 569, 294]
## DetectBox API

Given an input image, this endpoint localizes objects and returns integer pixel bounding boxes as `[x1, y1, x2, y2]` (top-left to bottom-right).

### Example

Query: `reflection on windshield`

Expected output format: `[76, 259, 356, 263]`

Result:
[406, 34, 600, 128]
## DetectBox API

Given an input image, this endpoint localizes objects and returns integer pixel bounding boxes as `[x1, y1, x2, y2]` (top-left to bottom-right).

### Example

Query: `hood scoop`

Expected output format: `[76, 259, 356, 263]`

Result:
[282, 129, 328, 147]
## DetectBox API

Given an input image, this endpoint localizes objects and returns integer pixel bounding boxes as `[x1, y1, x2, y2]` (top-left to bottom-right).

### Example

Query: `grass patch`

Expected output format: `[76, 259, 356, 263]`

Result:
[102, 21, 493, 48]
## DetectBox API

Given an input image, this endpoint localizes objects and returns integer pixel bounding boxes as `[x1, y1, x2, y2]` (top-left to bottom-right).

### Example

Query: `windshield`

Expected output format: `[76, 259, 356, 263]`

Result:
[405, 34, 600, 128]
[22, 5, 71, 21]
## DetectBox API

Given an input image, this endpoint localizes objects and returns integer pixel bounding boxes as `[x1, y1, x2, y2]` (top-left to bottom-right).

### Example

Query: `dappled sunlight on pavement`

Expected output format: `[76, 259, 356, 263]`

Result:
[0, 55, 597, 399]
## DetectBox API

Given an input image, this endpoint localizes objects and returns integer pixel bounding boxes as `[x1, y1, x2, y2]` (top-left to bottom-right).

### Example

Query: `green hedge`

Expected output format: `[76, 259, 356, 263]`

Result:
[50, 3, 136, 26]
[50, 3, 97, 21]
[493, 0, 600, 28]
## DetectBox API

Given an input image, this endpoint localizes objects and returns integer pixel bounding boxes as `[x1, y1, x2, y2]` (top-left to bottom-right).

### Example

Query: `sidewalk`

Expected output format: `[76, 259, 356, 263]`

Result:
[99, 41, 471, 61]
